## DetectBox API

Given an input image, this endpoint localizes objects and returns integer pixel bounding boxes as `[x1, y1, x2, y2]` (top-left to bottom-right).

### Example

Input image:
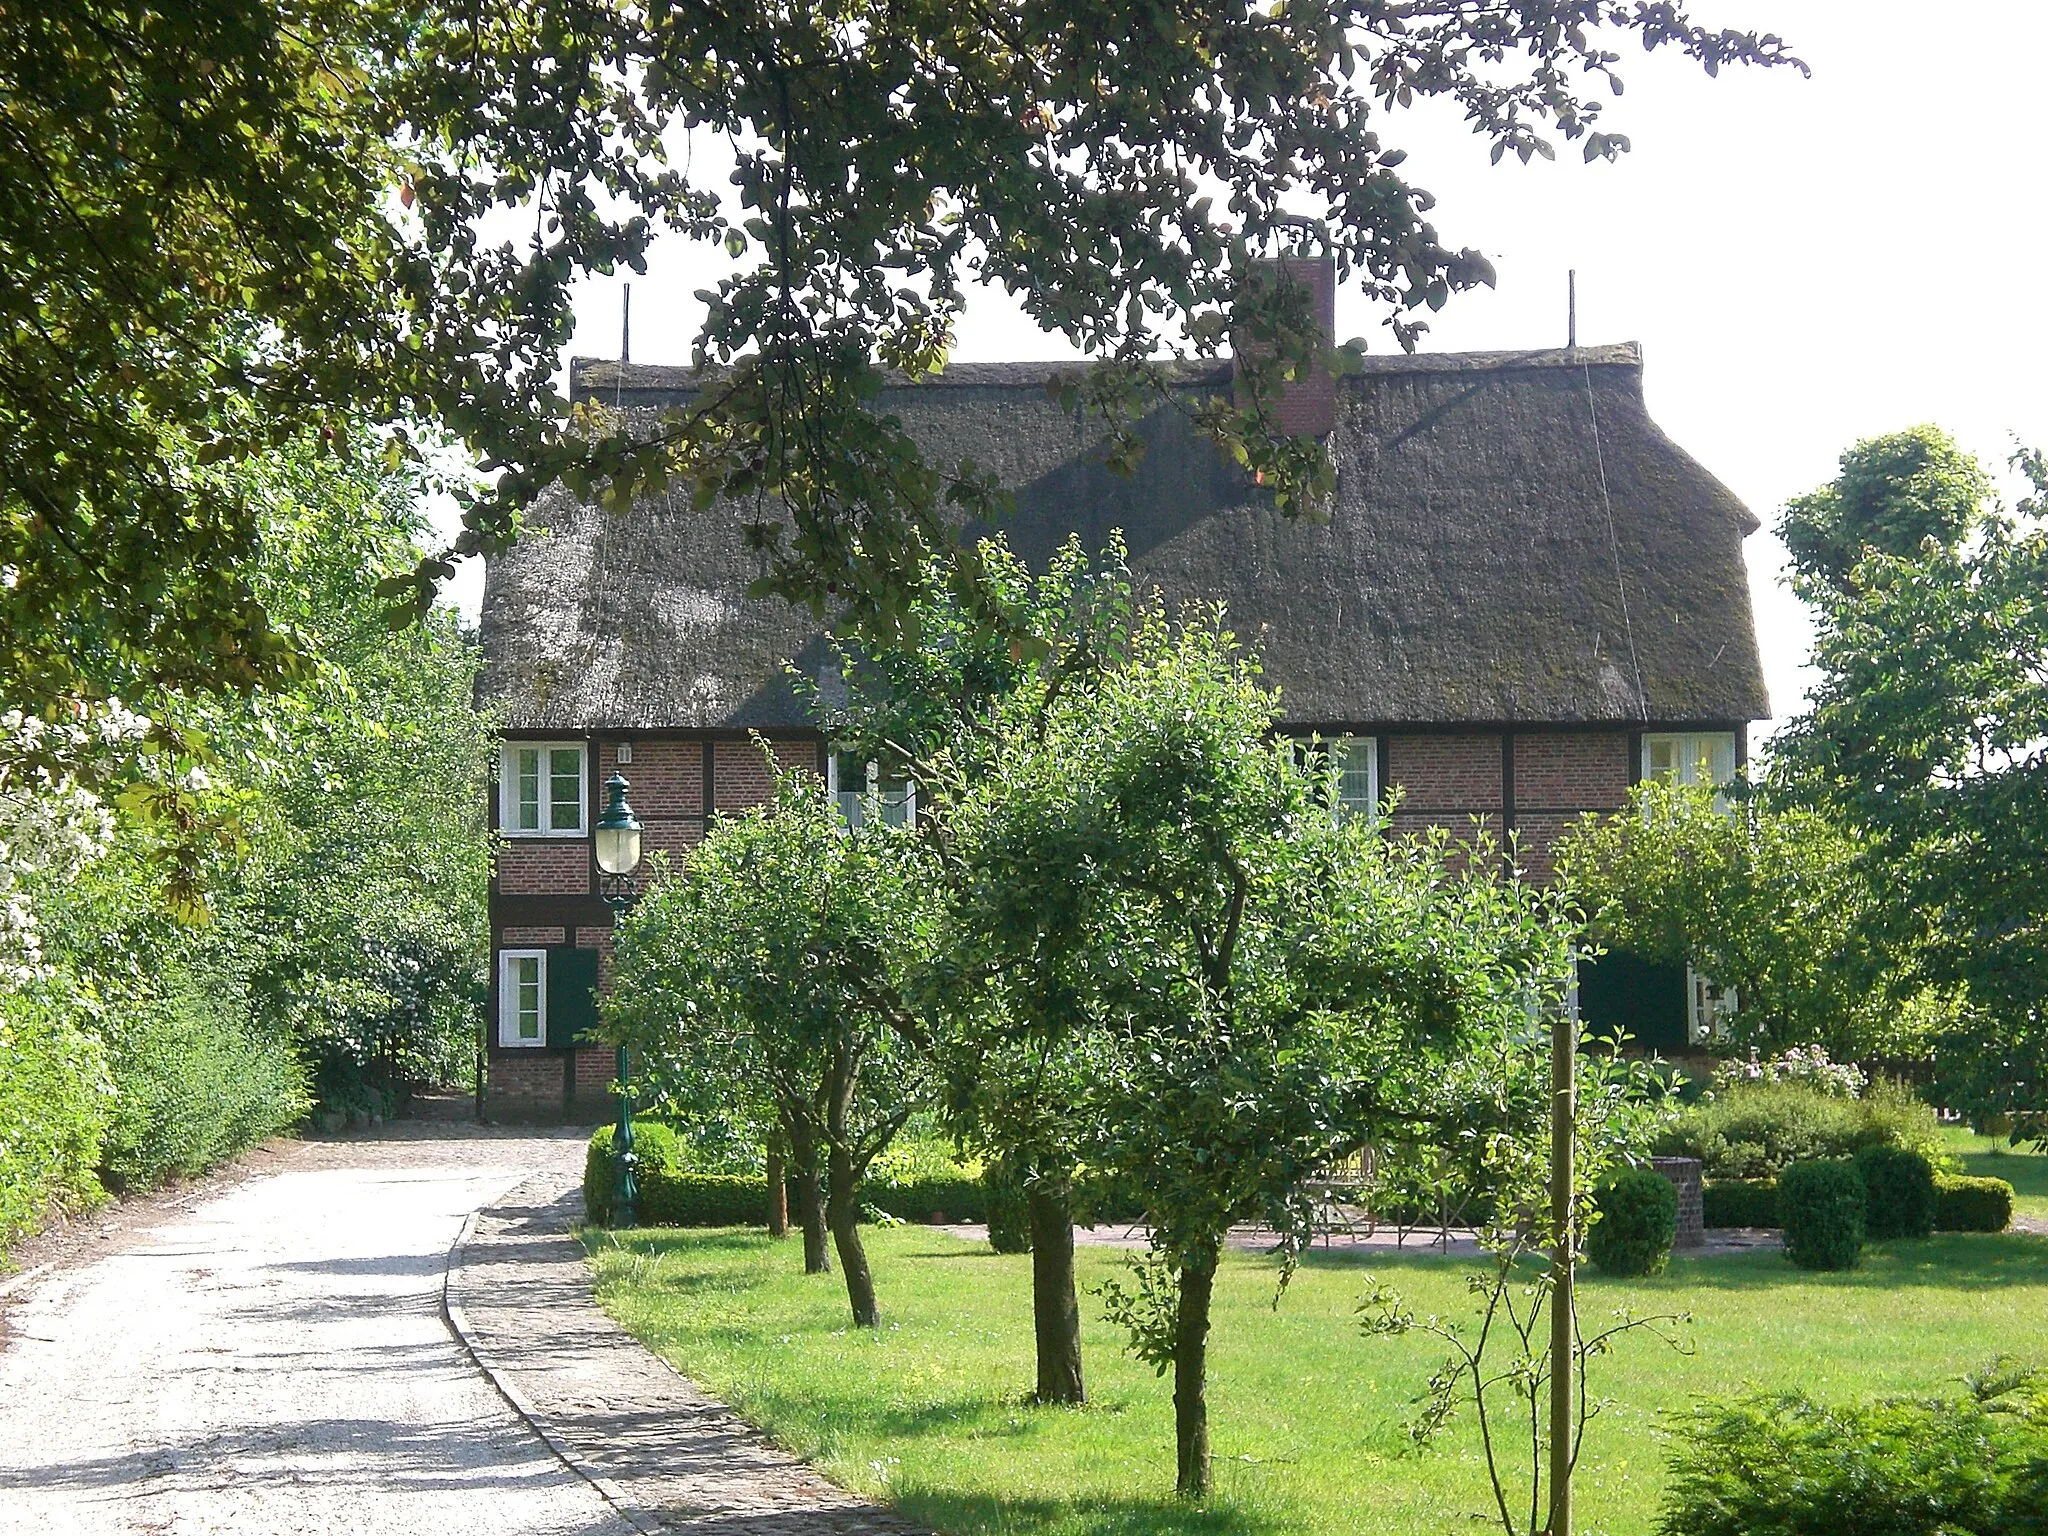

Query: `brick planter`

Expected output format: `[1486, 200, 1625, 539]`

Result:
[1652, 1156, 1705, 1249]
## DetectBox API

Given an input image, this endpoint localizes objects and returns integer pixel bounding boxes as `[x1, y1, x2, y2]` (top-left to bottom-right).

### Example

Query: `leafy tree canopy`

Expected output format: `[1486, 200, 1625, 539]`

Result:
[4, 0, 1800, 714]
[1772, 428, 2048, 1118]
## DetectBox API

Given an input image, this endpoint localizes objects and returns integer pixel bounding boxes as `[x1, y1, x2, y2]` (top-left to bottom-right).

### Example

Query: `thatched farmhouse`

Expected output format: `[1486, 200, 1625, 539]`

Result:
[476, 333, 1768, 1121]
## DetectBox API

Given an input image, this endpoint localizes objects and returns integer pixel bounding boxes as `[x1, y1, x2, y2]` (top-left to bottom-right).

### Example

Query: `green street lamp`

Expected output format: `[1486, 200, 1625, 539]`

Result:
[595, 772, 643, 1227]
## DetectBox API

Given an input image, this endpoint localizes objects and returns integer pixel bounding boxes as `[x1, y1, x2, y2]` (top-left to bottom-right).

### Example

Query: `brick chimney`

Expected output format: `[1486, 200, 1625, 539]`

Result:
[1234, 255, 1337, 438]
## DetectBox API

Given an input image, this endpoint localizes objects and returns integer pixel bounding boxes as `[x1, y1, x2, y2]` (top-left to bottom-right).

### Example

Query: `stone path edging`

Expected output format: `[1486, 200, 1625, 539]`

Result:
[440, 1189, 654, 1535]
[443, 1173, 924, 1535]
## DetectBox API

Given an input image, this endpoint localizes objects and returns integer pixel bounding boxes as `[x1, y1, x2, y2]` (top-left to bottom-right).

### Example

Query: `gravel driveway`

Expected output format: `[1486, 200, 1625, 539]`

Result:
[0, 1125, 624, 1536]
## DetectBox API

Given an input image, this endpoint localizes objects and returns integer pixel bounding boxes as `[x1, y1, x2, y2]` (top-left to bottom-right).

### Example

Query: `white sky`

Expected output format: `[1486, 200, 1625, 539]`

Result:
[446, 0, 2048, 747]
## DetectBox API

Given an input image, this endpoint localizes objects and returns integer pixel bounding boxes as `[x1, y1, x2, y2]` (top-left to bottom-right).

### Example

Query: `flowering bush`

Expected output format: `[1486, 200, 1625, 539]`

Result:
[1715, 1045, 1868, 1099]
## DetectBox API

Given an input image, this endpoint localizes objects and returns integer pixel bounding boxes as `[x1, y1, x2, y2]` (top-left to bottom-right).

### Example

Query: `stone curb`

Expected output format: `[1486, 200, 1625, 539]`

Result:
[440, 1178, 656, 1535]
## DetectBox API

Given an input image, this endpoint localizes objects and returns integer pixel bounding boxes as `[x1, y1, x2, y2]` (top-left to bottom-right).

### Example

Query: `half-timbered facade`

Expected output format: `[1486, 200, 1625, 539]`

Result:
[476, 336, 1768, 1120]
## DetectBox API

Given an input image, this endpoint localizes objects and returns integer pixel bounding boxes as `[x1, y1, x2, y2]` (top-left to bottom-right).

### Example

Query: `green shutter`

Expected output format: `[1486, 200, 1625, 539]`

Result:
[1577, 950, 1688, 1053]
[546, 945, 603, 1049]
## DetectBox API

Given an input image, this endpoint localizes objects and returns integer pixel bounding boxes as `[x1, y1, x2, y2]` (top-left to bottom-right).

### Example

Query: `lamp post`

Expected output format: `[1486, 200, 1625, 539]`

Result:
[594, 772, 644, 1227]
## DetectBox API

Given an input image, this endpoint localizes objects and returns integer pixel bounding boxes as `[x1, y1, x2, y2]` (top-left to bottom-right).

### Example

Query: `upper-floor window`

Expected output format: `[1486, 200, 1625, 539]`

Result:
[1641, 732, 1738, 790]
[501, 742, 586, 836]
[1297, 735, 1379, 822]
[829, 750, 915, 829]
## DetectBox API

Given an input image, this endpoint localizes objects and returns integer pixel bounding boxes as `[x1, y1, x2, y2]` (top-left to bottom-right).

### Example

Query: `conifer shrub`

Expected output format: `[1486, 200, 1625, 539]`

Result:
[1777, 1158, 1864, 1270]
[1855, 1144, 1937, 1240]
[1586, 1165, 1678, 1276]
[1659, 1371, 2048, 1536]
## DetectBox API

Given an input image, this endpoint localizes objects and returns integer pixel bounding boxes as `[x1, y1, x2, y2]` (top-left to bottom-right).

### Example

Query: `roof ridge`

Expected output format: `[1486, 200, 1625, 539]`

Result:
[569, 343, 1642, 394]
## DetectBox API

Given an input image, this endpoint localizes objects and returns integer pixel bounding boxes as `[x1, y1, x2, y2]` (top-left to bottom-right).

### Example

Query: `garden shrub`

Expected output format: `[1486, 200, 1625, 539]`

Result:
[97, 971, 308, 1193]
[869, 1175, 987, 1225]
[1586, 1166, 1677, 1276]
[1702, 1178, 1779, 1228]
[1654, 1078, 1944, 1181]
[1659, 1373, 2048, 1536]
[1777, 1158, 1864, 1270]
[1855, 1144, 1937, 1240]
[0, 985, 111, 1251]
[639, 1170, 770, 1227]
[1935, 1173, 2015, 1233]
[583, 1120, 682, 1225]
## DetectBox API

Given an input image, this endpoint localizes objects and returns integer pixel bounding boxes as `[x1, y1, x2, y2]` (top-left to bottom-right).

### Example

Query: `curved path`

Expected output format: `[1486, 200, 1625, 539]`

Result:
[0, 1127, 622, 1536]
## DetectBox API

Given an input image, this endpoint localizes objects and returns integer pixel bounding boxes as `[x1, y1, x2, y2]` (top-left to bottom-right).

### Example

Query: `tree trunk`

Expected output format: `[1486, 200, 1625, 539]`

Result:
[1173, 1239, 1219, 1498]
[826, 1138, 879, 1328]
[786, 1119, 830, 1274]
[1027, 1181, 1085, 1405]
[766, 1132, 789, 1239]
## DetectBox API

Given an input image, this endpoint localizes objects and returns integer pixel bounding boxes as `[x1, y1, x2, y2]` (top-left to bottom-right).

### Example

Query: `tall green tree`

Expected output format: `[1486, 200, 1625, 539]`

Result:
[1772, 428, 2048, 1118]
[947, 607, 1574, 1496]
[4, 0, 1800, 718]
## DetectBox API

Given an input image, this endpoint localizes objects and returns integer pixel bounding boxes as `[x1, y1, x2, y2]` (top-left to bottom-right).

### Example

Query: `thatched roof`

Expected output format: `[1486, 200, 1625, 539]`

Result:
[479, 344, 1768, 732]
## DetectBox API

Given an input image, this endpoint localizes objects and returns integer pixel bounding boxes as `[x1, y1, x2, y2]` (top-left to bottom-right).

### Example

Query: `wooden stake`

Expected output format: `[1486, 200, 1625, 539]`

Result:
[1548, 971, 1577, 1536]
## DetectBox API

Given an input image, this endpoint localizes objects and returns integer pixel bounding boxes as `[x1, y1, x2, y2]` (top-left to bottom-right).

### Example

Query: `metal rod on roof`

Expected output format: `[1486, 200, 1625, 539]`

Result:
[1567, 269, 1577, 351]
[621, 282, 632, 364]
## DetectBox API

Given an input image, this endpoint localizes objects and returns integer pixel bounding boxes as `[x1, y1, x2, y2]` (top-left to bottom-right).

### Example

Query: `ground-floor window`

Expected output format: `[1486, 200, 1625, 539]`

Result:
[829, 750, 915, 828]
[1641, 731, 1738, 789]
[499, 949, 547, 1047]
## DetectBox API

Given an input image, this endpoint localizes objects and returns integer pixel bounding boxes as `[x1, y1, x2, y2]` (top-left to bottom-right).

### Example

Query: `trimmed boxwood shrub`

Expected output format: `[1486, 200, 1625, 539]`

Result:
[1587, 1166, 1677, 1276]
[1778, 1158, 1864, 1270]
[583, 1121, 682, 1225]
[640, 1169, 770, 1226]
[1856, 1144, 1937, 1240]
[1703, 1178, 1780, 1229]
[1935, 1173, 2015, 1233]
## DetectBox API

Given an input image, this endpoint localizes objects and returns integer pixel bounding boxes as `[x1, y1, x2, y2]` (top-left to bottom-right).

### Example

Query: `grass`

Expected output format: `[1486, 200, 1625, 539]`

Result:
[584, 1222, 2048, 1536]
[1940, 1125, 2048, 1221]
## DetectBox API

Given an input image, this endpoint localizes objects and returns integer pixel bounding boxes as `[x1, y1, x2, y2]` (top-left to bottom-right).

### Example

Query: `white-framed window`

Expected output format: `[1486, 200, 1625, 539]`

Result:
[1298, 734, 1379, 822]
[499, 742, 587, 836]
[1641, 732, 1738, 790]
[828, 750, 915, 829]
[498, 949, 547, 1047]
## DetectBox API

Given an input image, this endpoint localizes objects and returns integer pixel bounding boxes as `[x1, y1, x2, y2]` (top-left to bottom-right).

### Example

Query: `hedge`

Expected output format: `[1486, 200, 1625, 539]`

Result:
[641, 1170, 771, 1226]
[868, 1175, 988, 1225]
[1703, 1178, 1781, 1229]
[1935, 1174, 2014, 1233]
[584, 1121, 682, 1225]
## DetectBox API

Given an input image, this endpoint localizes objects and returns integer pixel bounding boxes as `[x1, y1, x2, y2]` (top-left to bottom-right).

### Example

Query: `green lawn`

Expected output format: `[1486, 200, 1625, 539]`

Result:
[585, 1223, 2048, 1536]
[1941, 1125, 2048, 1221]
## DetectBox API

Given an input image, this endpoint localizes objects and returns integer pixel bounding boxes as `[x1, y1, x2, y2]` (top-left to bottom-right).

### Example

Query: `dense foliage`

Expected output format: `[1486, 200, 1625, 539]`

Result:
[1586, 1167, 1678, 1278]
[1652, 1080, 1945, 1181]
[1771, 428, 2048, 1121]
[1660, 1369, 2048, 1536]
[1557, 782, 1922, 1060]
[1936, 1175, 2015, 1234]
[1777, 1159, 1864, 1271]
[0, 449, 489, 1248]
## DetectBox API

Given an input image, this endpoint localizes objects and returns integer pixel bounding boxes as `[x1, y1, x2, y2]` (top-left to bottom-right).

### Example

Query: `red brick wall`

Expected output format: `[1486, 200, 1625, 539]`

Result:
[713, 736, 818, 812]
[498, 924, 565, 947]
[1510, 732, 1633, 883]
[497, 840, 590, 895]
[576, 923, 614, 987]
[1513, 733, 1631, 810]
[490, 1050, 558, 1105]
[596, 738, 702, 815]
[1386, 734, 1504, 813]
[574, 1047, 614, 1095]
